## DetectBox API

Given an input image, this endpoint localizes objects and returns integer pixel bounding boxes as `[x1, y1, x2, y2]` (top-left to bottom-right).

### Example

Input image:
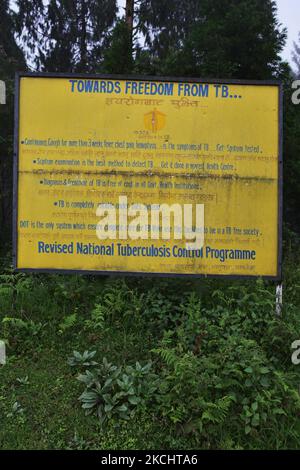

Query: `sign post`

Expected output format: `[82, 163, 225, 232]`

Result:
[0, 80, 5, 104]
[13, 74, 282, 281]
[276, 283, 283, 317]
[0, 341, 6, 366]
[1, 80, 6, 363]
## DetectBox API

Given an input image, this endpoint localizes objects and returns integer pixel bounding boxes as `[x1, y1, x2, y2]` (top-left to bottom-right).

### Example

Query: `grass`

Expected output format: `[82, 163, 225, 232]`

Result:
[1, 249, 300, 450]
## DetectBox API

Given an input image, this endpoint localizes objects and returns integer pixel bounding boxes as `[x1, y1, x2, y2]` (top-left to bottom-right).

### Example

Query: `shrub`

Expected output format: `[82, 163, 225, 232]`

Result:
[77, 357, 157, 427]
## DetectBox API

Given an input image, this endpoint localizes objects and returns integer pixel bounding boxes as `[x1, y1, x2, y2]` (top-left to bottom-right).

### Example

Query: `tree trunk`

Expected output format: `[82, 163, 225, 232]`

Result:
[79, 0, 88, 71]
[125, 0, 134, 52]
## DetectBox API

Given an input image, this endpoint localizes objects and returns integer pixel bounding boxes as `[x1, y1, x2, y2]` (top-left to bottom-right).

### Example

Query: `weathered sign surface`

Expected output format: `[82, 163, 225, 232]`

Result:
[14, 74, 282, 278]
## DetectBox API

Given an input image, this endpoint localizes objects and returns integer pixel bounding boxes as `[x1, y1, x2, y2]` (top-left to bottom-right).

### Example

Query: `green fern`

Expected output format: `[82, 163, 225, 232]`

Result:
[201, 396, 233, 424]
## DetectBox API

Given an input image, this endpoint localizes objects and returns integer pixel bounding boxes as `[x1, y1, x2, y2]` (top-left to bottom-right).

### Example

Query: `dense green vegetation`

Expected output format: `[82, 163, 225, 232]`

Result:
[1, 248, 300, 450]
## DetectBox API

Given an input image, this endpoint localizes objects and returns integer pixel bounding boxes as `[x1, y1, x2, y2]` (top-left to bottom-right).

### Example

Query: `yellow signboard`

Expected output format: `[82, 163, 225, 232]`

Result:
[14, 74, 282, 278]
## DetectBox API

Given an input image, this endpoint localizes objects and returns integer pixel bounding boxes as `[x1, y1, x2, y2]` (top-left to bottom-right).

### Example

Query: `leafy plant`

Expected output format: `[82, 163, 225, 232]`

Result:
[1, 317, 45, 344]
[6, 401, 25, 418]
[84, 303, 105, 331]
[67, 431, 91, 450]
[58, 312, 78, 334]
[77, 357, 157, 427]
[2, 317, 43, 333]
[67, 350, 98, 368]
[16, 376, 29, 386]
